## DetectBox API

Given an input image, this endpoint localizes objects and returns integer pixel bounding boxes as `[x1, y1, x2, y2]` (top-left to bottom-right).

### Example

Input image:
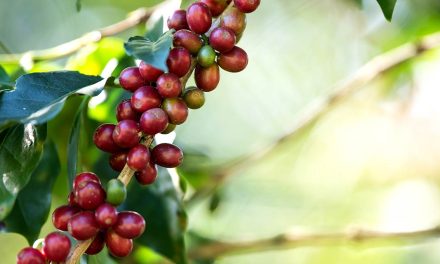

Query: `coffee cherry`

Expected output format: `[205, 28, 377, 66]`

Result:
[109, 152, 127, 172]
[218, 46, 248, 72]
[167, 9, 189, 31]
[183, 88, 205, 109]
[195, 63, 220, 92]
[85, 232, 105, 255]
[116, 99, 139, 122]
[234, 0, 260, 13]
[43, 232, 71, 262]
[113, 211, 146, 239]
[95, 203, 118, 228]
[52, 205, 80, 231]
[106, 179, 127, 206]
[127, 144, 151, 171]
[200, 0, 231, 17]
[156, 73, 182, 98]
[106, 229, 133, 258]
[68, 211, 100, 240]
[75, 181, 106, 210]
[162, 123, 176, 134]
[112, 120, 140, 148]
[220, 7, 247, 37]
[209, 27, 236, 53]
[17, 247, 46, 264]
[68, 191, 78, 207]
[119, 67, 145, 92]
[131, 86, 162, 113]
[73, 172, 101, 190]
[173, 30, 203, 54]
[140, 108, 169, 135]
[167, 48, 192, 78]
[139, 61, 164, 82]
[94, 124, 122, 153]
[187, 2, 213, 34]
[135, 162, 157, 185]
[197, 45, 217, 67]
[151, 143, 184, 168]
[161, 98, 189, 125]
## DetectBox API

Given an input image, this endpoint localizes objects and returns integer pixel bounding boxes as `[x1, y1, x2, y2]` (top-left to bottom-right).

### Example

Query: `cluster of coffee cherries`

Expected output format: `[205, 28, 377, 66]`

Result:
[17, 173, 144, 263]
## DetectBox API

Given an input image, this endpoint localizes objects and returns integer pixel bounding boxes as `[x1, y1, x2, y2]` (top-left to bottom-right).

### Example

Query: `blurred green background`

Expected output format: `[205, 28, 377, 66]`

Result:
[2, 0, 440, 263]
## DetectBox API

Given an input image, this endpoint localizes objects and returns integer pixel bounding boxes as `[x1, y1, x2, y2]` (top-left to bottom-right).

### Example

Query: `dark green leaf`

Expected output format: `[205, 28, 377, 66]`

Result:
[3, 140, 60, 243]
[0, 124, 46, 220]
[145, 17, 164, 42]
[124, 31, 173, 72]
[376, 0, 398, 21]
[0, 71, 106, 131]
[0, 66, 13, 92]
[76, 0, 81, 12]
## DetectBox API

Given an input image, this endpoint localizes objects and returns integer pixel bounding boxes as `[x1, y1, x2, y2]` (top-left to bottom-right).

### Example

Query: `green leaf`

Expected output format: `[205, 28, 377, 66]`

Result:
[376, 0, 398, 21]
[145, 17, 165, 42]
[0, 71, 106, 131]
[3, 140, 60, 243]
[0, 124, 46, 220]
[76, 0, 81, 12]
[0, 66, 13, 92]
[124, 31, 173, 72]
[87, 247, 117, 264]
[180, 0, 194, 9]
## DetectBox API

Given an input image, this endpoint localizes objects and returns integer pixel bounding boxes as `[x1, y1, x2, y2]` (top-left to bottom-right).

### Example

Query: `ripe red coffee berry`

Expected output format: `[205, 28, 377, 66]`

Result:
[109, 152, 127, 172]
[161, 98, 189, 125]
[167, 48, 192, 78]
[119, 67, 145, 92]
[68, 211, 100, 240]
[85, 232, 105, 255]
[167, 9, 189, 31]
[112, 120, 140, 148]
[73, 172, 101, 190]
[75, 181, 106, 210]
[140, 108, 169, 135]
[139, 61, 164, 82]
[17, 247, 46, 264]
[113, 211, 146, 239]
[220, 7, 247, 37]
[52, 205, 80, 231]
[173, 30, 203, 54]
[234, 0, 260, 13]
[187, 2, 213, 34]
[217, 46, 248, 72]
[95, 203, 118, 228]
[135, 162, 157, 185]
[209, 27, 236, 53]
[131, 86, 162, 113]
[152, 143, 184, 168]
[43, 232, 71, 262]
[127, 144, 151, 171]
[106, 229, 133, 258]
[156, 73, 182, 98]
[93, 124, 122, 153]
[195, 63, 220, 92]
[201, 0, 231, 17]
[116, 99, 139, 121]
[68, 191, 78, 207]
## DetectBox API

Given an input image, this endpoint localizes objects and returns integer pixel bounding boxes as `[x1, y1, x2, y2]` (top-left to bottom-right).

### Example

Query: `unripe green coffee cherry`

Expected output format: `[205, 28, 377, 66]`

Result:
[183, 87, 205, 109]
[106, 179, 126, 206]
[162, 123, 176, 134]
[197, 45, 216, 67]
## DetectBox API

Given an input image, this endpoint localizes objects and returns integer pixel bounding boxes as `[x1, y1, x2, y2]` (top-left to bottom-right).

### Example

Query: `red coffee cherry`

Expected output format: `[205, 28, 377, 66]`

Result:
[93, 124, 122, 153]
[209, 27, 236, 53]
[52, 205, 80, 231]
[75, 181, 106, 210]
[139, 61, 164, 82]
[183, 88, 205, 109]
[151, 143, 184, 168]
[95, 203, 118, 228]
[68, 211, 100, 240]
[167, 9, 189, 31]
[68, 191, 78, 207]
[17, 247, 46, 264]
[234, 0, 260, 13]
[109, 152, 127, 172]
[140, 108, 169, 135]
[113, 211, 146, 239]
[43, 232, 71, 262]
[156, 73, 182, 98]
[220, 7, 247, 37]
[106, 229, 133, 258]
[112, 120, 140, 148]
[131, 86, 162, 113]
[200, 0, 231, 17]
[119, 67, 145, 92]
[161, 98, 189, 125]
[167, 48, 192, 78]
[135, 162, 157, 185]
[127, 144, 151, 171]
[195, 63, 220, 92]
[73, 172, 101, 190]
[187, 2, 213, 34]
[116, 99, 139, 122]
[85, 232, 105, 255]
[217, 46, 248, 72]
[173, 30, 203, 54]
